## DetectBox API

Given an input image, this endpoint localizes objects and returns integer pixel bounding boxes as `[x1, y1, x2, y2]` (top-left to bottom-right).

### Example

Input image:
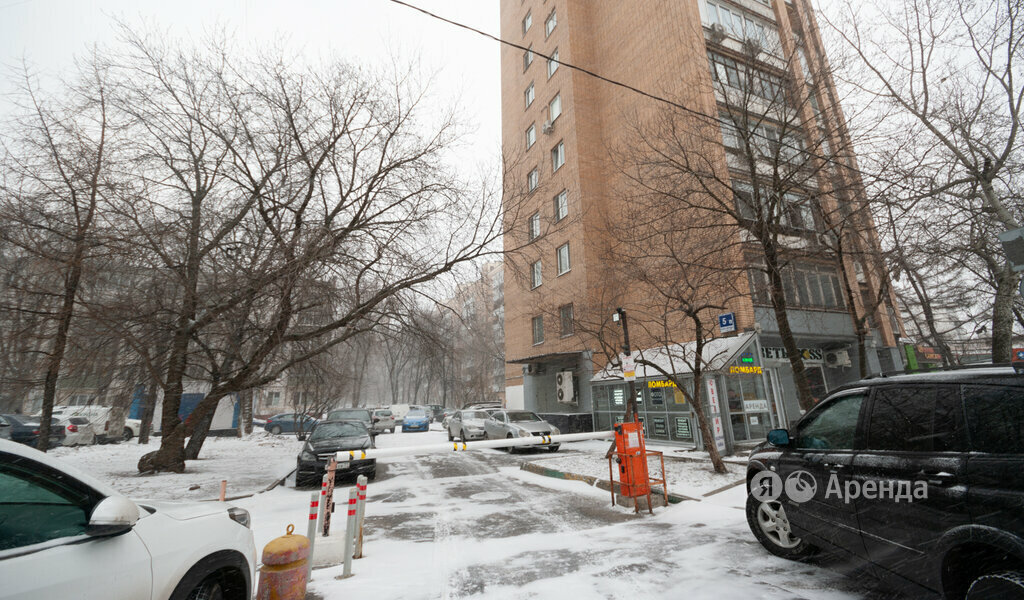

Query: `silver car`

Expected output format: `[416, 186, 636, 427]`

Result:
[484, 410, 560, 452]
[371, 409, 396, 434]
[446, 410, 492, 442]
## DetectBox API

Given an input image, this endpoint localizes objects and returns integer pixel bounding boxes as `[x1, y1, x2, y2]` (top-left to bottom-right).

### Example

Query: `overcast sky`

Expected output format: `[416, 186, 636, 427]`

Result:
[0, 0, 502, 165]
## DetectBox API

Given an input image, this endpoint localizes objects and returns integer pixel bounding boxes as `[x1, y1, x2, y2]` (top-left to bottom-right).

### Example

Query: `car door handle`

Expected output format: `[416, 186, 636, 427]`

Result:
[916, 470, 956, 486]
[822, 463, 844, 471]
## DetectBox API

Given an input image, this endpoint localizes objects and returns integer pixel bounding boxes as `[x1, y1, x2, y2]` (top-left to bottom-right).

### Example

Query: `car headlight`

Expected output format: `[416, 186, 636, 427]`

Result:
[227, 507, 251, 529]
[300, 448, 316, 460]
[550, 426, 560, 436]
[518, 429, 532, 437]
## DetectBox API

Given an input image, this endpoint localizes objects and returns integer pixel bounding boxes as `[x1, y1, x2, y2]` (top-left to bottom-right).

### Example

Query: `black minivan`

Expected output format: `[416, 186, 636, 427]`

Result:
[746, 366, 1024, 599]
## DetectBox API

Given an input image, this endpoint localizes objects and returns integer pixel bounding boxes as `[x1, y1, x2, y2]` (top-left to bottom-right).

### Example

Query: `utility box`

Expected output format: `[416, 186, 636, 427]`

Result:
[613, 421, 650, 497]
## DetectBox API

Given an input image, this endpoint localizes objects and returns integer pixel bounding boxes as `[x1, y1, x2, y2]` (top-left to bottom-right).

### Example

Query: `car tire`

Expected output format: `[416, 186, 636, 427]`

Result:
[123, 427, 133, 442]
[547, 445, 560, 452]
[505, 433, 515, 454]
[389, 428, 395, 433]
[186, 576, 224, 600]
[745, 489, 816, 561]
[367, 469, 377, 481]
[966, 571, 1024, 600]
[269, 425, 282, 435]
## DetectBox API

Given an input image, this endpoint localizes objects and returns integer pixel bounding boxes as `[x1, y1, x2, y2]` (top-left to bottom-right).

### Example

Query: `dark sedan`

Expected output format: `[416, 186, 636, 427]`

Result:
[0, 414, 65, 448]
[296, 420, 376, 486]
[264, 413, 318, 436]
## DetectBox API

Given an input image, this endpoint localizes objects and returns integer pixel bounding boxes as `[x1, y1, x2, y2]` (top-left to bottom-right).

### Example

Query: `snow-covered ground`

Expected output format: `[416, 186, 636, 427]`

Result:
[47, 426, 890, 599]
[49, 431, 302, 501]
[525, 439, 745, 497]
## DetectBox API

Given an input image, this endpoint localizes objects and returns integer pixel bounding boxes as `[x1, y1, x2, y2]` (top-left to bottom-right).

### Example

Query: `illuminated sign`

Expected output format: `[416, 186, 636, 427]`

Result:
[730, 365, 763, 374]
[648, 380, 677, 388]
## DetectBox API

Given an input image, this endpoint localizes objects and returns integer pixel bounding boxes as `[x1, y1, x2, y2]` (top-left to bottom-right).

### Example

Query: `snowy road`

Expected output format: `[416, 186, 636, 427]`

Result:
[228, 428, 899, 600]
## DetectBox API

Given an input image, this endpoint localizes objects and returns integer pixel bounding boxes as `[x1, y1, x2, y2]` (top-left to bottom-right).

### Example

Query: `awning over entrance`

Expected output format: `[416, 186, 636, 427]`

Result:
[506, 351, 585, 369]
[592, 332, 757, 382]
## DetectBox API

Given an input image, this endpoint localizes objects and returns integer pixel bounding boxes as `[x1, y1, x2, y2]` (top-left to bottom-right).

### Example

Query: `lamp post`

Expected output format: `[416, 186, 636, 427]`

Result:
[615, 308, 639, 424]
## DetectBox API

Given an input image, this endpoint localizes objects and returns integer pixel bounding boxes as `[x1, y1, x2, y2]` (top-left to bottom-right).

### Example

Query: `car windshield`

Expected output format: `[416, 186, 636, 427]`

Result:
[506, 411, 542, 422]
[463, 411, 490, 420]
[407, 410, 427, 417]
[328, 410, 370, 421]
[4, 415, 30, 426]
[310, 422, 367, 440]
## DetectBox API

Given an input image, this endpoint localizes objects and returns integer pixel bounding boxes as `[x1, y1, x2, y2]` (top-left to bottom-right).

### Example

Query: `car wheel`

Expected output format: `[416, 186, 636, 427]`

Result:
[966, 571, 1024, 600]
[505, 433, 516, 453]
[389, 428, 395, 433]
[269, 425, 282, 435]
[745, 491, 815, 560]
[122, 427, 133, 442]
[367, 470, 377, 481]
[185, 575, 224, 600]
[547, 445, 560, 452]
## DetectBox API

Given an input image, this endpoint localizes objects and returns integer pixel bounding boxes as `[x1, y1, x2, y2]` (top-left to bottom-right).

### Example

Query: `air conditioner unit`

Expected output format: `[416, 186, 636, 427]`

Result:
[709, 24, 727, 43]
[555, 370, 576, 404]
[542, 120, 554, 134]
[824, 350, 851, 368]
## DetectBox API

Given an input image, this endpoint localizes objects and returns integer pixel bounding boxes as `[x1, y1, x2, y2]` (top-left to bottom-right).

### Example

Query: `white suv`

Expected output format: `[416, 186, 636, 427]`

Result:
[0, 438, 257, 600]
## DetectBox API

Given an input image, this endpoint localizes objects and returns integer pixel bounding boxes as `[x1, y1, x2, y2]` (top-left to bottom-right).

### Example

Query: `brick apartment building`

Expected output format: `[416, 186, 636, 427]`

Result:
[500, 0, 905, 450]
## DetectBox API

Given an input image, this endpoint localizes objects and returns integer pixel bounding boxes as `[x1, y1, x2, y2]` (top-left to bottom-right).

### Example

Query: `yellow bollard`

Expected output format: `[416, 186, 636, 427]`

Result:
[255, 524, 310, 600]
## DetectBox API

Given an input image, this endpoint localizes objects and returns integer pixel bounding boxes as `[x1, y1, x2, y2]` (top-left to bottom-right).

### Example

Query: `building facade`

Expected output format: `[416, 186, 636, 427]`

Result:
[500, 0, 905, 449]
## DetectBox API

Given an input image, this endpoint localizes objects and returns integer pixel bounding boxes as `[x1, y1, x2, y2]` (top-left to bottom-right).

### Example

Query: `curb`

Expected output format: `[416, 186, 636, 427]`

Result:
[519, 461, 698, 504]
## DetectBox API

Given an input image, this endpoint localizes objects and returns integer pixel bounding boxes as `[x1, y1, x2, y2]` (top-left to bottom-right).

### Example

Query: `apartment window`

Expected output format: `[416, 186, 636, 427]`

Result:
[748, 260, 846, 310]
[547, 48, 559, 78]
[524, 82, 535, 108]
[705, 1, 779, 49]
[549, 93, 562, 122]
[523, 46, 534, 71]
[267, 391, 281, 406]
[556, 242, 571, 275]
[530, 260, 542, 288]
[545, 9, 557, 37]
[522, 11, 532, 35]
[532, 315, 544, 344]
[551, 141, 565, 172]
[527, 168, 539, 192]
[708, 52, 784, 102]
[559, 303, 574, 336]
[528, 212, 540, 240]
[526, 124, 536, 149]
[553, 189, 568, 221]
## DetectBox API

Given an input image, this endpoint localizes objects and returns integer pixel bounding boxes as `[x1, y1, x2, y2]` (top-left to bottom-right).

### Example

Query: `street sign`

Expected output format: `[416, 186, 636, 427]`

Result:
[718, 312, 736, 333]
[621, 353, 636, 381]
[1013, 348, 1024, 362]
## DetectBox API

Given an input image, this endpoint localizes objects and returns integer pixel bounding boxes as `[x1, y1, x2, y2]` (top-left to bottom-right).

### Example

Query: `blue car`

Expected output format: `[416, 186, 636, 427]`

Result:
[264, 413, 318, 436]
[401, 409, 430, 432]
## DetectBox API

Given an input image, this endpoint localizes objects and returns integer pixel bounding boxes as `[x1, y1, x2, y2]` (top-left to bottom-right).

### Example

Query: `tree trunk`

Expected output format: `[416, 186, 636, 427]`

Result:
[688, 361, 727, 474]
[762, 242, 816, 413]
[37, 259, 86, 452]
[991, 267, 1020, 363]
[184, 409, 215, 460]
[138, 381, 158, 445]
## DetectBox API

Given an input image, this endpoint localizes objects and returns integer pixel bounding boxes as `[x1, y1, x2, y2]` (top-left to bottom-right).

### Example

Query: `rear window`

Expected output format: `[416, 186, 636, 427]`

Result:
[374, 410, 392, 416]
[865, 386, 965, 452]
[328, 410, 370, 421]
[964, 385, 1024, 454]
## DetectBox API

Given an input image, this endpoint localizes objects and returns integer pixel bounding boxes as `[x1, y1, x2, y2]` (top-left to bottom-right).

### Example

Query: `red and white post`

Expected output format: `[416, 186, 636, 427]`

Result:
[341, 488, 358, 578]
[306, 491, 319, 579]
[354, 475, 368, 558]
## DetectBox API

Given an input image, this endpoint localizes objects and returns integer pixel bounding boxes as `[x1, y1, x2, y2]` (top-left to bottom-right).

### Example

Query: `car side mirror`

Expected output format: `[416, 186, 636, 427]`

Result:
[88, 496, 140, 536]
[767, 429, 791, 447]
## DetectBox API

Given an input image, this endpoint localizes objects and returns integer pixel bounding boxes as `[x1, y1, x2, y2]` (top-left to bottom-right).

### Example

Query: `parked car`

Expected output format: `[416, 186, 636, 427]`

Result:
[0, 438, 256, 600]
[401, 408, 431, 433]
[385, 403, 414, 425]
[60, 416, 97, 446]
[264, 413, 318, 436]
[123, 418, 142, 442]
[0, 414, 65, 448]
[326, 408, 374, 434]
[423, 404, 445, 422]
[447, 410, 491, 442]
[0, 419, 9, 440]
[371, 409, 396, 434]
[48, 405, 123, 444]
[484, 410, 560, 452]
[296, 420, 376, 485]
[745, 366, 1024, 599]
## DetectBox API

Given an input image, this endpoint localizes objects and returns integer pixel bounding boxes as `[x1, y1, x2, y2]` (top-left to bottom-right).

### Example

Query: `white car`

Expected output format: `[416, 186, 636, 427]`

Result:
[60, 416, 97, 446]
[123, 418, 142, 442]
[0, 438, 257, 600]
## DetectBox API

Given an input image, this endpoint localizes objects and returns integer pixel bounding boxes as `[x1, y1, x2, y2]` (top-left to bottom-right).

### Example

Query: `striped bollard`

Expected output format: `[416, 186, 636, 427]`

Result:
[306, 492, 319, 580]
[354, 475, 367, 558]
[318, 476, 328, 530]
[341, 488, 358, 578]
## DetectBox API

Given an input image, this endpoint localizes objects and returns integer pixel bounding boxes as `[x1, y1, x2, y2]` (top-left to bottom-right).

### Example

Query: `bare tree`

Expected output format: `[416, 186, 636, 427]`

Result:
[823, 0, 1024, 361]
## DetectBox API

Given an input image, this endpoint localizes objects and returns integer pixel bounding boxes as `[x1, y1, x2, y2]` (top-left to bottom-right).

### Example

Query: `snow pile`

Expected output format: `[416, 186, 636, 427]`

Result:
[48, 433, 302, 501]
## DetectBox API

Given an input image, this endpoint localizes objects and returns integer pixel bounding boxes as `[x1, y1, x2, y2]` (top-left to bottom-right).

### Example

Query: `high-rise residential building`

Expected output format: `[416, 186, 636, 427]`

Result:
[500, 0, 905, 450]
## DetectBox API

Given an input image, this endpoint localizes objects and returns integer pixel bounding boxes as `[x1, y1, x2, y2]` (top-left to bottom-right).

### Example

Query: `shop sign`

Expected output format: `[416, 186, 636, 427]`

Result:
[652, 417, 668, 435]
[917, 346, 943, 361]
[675, 417, 692, 439]
[729, 365, 763, 374]
[744, 400, 770, 413]
[706, 379, 721, 413]
[761, 346, 824, 363]
[673, 387, 688, 404]
[648, 380, 676, 388]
